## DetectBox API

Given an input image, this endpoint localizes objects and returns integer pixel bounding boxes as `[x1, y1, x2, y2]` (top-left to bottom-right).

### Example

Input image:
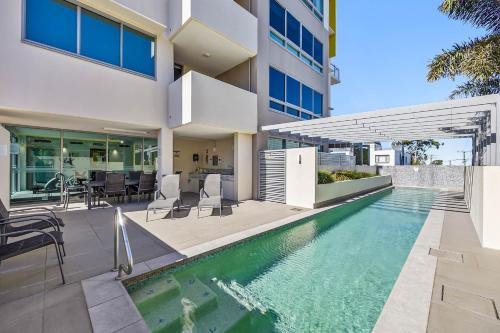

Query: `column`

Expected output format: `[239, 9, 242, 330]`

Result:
[157, 127, 173, 178]
[234, 133, 253, 201]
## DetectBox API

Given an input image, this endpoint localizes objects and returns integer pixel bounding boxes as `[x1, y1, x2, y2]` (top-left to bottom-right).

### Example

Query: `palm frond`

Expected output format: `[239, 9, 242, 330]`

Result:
[439, 0, 500, 33]
[427, 35, 500, 81]
[450, 76, 500, 98]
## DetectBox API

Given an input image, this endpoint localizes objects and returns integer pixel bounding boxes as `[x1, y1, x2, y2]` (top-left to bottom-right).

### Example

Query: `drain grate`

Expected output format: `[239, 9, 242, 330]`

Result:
[290, 208, 304, 212]
[441, 285, 499, 320]
[429, 248, 464, 263]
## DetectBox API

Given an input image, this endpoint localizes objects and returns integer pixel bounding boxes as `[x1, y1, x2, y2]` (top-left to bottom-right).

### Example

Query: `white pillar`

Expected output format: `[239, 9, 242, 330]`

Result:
[234, 133, 253, 201]
[157, 127, 173, 178]
[0, 126, 10, 210]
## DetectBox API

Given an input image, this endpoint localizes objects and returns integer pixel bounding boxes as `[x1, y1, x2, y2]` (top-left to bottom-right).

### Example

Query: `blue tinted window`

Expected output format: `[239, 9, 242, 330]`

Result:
[314, 37, 323, 64]
[270, 101, 285, 112]
[25, 0, 77, 53]
[301, 26, 313, 57]
[80, 9, 120, 66]
[270, 0, 286, 36]
[123, 27, 156, 76]
[301, 112, 312, 120]
[286, 76, 300, 106]
[269, 67, 285, 101]
[302, 85, 313, 111]
[286, 12, 300, 46]
[314, 91, 323, 115]
[313, 0, 324, 14]
[287, 107, 299, 117]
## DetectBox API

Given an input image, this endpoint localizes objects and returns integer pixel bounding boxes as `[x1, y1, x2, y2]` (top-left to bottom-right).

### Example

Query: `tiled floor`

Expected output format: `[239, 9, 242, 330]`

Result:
[427, 192, 500, 332]
[0, 195, 302, 332]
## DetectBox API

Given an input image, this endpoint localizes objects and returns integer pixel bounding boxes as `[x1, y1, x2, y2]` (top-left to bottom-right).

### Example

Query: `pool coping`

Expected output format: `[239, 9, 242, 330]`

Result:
[80, 185, 397, 333]
[372, 188, 446, 333]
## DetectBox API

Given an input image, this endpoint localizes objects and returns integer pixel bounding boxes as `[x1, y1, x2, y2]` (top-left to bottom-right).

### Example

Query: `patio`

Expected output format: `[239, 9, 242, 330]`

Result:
[0, 196, 304, 333]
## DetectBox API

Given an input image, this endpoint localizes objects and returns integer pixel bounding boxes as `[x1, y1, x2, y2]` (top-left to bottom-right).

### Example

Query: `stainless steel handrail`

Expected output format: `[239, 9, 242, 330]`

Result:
[112, 207, 133, 280]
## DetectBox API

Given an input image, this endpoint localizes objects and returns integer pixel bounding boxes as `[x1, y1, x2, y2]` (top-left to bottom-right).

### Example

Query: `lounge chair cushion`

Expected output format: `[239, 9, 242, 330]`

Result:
[0, 231, 64, 261]
[147, 198, 178, 210]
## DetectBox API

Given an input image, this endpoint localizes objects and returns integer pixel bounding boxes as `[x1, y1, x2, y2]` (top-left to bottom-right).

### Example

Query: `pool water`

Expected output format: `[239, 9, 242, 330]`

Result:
[127, 188, 436, 333]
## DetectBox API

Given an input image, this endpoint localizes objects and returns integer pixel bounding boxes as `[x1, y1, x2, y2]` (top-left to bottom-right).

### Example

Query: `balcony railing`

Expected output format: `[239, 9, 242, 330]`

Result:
[329, 61, 340, 84]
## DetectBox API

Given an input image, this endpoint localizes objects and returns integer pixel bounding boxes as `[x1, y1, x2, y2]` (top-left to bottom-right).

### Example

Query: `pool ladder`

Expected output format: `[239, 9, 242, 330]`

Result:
[112, 207, 134, 280]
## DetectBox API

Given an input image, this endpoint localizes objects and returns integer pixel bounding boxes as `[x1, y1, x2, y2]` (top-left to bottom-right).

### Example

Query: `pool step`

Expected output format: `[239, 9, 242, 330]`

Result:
[130, 277, 180, 311]
[135, 276, 218, 333]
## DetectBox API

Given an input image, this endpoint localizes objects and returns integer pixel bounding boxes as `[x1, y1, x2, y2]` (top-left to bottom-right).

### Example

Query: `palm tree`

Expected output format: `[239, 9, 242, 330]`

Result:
[427, 0, 500, 98]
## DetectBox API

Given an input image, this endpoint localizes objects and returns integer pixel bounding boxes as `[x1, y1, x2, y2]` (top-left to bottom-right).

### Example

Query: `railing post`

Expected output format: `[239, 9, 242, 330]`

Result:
[112, 207, 120, 272]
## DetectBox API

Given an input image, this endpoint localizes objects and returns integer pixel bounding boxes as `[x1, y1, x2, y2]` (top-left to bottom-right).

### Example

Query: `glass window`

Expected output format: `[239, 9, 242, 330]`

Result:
[123, 26, 156, 77]
[286, 140, 300, 149]
[267, 137, 284, 150]
[270, 100, 285, 112]
[269, 67, 285, 101]
[313, 0, 324, 14]
[301, 85, 313, 111]
[143, 138, 158, 173]
[287, 107, 299, 117]
[270, 31, 285, 46]
[313, 91, 323, 115]
[62, 131, 107, 182]
[301, 112, 312, 120]
[80, 9, 120, 66]
[270, 0, 286, 36]
[314, 37, 323, 64]
[7, 126, 62, 204]
[25, 0, 77, 53]
[301, 26, 313, 57]
[286, 76, 300, 106]
[108, 136, 143, 172]
[286, 12, 300, 47]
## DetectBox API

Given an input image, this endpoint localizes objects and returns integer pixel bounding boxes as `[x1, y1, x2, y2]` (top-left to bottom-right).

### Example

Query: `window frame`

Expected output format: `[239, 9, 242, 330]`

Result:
[268, 0, 324, 74]
[375, 155, 391, 164]
[268, 66, 323, 121]
[22, 0, 157, 80]
[300, 0, 324, 22]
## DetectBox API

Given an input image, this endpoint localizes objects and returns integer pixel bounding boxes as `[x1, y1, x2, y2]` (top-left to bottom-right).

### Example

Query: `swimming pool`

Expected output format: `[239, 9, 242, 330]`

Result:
[127, 188, 437, 333]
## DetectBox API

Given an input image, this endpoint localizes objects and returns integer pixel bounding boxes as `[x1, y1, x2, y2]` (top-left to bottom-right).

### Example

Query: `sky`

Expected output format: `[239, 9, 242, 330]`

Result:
[330, 0, 487, 165]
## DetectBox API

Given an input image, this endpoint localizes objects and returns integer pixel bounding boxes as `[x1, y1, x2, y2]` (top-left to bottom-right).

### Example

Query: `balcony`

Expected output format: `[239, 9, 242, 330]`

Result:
[168, 0, 258, 76]
[329, 61, 341, 85]
[168, 71, 257, 136]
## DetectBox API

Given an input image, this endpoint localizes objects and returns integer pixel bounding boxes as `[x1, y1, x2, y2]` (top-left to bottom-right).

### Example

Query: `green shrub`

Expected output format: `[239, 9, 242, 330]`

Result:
[318, 170, 334, 184]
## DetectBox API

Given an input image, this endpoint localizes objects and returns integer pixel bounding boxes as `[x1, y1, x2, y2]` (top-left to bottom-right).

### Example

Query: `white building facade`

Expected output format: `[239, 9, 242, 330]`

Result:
[0, 0, 335, 206]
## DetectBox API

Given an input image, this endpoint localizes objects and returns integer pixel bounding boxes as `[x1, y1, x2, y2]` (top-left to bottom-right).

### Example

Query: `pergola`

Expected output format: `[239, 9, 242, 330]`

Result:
[262, 94, 500, 166]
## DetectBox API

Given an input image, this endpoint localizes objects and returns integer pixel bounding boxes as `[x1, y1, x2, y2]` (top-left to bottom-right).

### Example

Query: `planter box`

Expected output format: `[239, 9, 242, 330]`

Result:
[315, 175, 392, 208]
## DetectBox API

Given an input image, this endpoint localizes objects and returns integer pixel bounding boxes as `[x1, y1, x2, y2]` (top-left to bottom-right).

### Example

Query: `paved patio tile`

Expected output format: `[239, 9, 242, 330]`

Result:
[88, 295, 142, 333]
[114, 319, 149, 333]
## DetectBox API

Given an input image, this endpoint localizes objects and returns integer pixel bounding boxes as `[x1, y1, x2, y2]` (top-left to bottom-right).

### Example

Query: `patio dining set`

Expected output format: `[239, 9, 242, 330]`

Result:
[0, 173, 224, 286]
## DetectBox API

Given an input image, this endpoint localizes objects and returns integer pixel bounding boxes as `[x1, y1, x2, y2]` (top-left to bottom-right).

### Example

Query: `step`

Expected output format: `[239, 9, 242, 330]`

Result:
[130, 276, 180, 312]
[137, 276, 219, 333]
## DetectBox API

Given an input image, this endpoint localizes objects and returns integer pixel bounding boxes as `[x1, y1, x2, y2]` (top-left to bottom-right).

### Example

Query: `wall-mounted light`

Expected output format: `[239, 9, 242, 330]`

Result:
[299, 154, 302, 165]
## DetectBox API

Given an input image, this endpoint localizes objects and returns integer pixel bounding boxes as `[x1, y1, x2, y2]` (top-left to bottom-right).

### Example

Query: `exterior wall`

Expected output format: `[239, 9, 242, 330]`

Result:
[252, 0, 332, 197]
[315, 176, 392, 208]
[168, 71, 257, 133]
[216, 60, 252, 92]
[379, 166, 464, 191]
[285, 147, 316, 208]
[0, 0, 172, 129]
[371, 149, 396, 166]
[0, 126, 10, 210]
[465, 166, 500, 250]
[168, 0, 258, 55]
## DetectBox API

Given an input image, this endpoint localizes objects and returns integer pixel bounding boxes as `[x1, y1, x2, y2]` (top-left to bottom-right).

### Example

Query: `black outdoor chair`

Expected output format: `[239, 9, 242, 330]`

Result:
[128, 171, 142, 183]
[129, 173, 156, 203]
[0, 199, 65, 284]
[97, 173, 126, 204]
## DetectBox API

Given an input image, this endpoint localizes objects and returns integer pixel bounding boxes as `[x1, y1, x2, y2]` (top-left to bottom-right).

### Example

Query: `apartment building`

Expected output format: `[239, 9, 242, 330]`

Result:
[0, 0, 336, 207]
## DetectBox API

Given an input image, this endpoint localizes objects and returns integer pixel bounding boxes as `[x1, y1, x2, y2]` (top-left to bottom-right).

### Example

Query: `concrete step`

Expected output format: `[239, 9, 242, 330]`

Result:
[135, 276, 218, 333]
[130, 277, 180, 312]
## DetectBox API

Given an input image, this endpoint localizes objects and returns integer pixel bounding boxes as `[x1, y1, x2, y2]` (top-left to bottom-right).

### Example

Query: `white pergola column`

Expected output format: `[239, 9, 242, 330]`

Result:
[157, 127, 173, 177]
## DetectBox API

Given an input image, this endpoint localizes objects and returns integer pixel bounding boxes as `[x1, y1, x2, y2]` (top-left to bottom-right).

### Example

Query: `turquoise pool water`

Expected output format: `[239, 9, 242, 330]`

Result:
[127, 188, 436, 333]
